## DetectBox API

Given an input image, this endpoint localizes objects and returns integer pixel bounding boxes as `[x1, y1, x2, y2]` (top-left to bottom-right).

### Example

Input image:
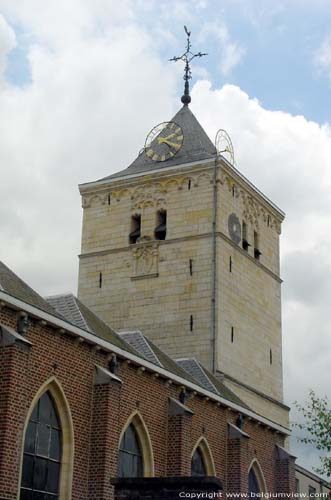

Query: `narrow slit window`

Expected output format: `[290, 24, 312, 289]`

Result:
[190, 315, 193, 332]
[229, 256, 232, 272]
[267, 215, 270, 227]
[189, 259, 193, 276]
[99, 272, 103, 288]
[188, 179, 191, 190]
[242, 221, 250, 251]
[107, 194, 111, 205]
[155, 210, 167, 241]
[231, 327, 234, 343]
[232, 185, 235, 197]
[270, 349, 272, 365]
[129, 214, 141, 244]
[254, 231, 261, 260]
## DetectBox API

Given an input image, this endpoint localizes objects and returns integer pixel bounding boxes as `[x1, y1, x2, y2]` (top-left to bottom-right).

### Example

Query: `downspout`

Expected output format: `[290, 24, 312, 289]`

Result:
[211, 153, 219, 374]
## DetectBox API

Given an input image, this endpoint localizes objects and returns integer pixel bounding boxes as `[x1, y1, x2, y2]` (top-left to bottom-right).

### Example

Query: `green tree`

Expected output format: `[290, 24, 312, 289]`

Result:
[295, 390, 331, 477]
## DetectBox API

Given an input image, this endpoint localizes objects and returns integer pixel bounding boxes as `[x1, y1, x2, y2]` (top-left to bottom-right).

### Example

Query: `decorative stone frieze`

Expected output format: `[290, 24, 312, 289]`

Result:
[131, 239, 159, 280]
[220, 171, 281, 234]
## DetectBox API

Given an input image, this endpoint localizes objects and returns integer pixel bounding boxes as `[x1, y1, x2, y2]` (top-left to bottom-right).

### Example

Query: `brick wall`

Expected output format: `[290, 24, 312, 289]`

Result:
[0, 306, 294, 500]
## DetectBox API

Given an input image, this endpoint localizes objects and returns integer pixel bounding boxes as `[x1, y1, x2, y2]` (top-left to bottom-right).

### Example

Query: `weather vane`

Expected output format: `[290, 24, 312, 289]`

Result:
[169, 26, 207, 106]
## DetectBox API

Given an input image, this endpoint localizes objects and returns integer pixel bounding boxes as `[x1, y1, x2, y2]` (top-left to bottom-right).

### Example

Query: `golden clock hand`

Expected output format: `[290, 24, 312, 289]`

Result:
[157, 137, 181, 149]
[157, 132, 177, 144]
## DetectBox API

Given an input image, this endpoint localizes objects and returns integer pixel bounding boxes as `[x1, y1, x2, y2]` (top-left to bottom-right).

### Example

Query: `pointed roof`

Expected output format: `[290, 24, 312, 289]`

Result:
[100, 105, 216, 182]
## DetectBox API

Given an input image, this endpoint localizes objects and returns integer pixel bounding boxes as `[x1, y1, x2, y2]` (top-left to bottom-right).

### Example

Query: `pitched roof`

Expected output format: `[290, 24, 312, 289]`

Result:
[99, 105, 216, 182]
[176, 358, 219, 394]
[0, 261, 60, 317]
[176, 357, 249, 409]
[119, 330, 197, 383]
[46, 293, 136, 354]
[119, 330, 163, 367]
[47, 293, 89, 331]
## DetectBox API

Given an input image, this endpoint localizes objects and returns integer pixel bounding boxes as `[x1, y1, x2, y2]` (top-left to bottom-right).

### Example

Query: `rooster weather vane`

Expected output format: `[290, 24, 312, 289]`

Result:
[170, 26, 207, 105]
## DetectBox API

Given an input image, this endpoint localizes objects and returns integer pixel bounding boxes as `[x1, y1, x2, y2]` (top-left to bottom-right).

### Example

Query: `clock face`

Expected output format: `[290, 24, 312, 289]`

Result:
[228, 213, 241, 245]
[145, 121, 184, 162]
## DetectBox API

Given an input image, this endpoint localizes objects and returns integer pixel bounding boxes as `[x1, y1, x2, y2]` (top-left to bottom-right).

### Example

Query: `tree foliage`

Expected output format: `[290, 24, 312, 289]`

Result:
[295, 390, 331, 477]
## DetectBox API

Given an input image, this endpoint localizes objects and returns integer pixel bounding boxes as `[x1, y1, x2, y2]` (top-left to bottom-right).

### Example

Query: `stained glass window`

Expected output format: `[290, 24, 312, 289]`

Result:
[249, 469, 260, 496]
[118, 423, 143, 478]
[20, 391, 62, 500]
[191, 447, 206, 477]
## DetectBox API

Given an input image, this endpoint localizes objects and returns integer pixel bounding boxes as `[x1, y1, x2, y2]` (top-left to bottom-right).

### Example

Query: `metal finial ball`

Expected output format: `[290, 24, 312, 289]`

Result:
[181, 94, 191, 105]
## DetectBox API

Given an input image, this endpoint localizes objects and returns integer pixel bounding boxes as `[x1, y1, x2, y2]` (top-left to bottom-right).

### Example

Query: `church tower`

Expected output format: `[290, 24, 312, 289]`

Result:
[77, 31, 288, 429]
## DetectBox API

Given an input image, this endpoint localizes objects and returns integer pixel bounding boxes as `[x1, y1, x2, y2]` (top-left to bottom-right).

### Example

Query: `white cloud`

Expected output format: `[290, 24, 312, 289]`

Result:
[314, 35, 331, 80]
[221, 41, 246, 75]
[198, 21, 246, 75]
[0, 13, 16, 82]
[0, 6, 178, 294]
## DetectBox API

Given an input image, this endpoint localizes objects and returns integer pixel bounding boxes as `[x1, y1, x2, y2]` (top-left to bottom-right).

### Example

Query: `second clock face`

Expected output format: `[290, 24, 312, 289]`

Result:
[145, 121, 184, 162]
[228, 213, 241, 245]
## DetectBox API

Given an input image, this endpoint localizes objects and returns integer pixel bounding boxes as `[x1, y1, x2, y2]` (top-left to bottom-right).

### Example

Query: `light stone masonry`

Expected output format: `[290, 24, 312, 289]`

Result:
[78, 158, 287, 428]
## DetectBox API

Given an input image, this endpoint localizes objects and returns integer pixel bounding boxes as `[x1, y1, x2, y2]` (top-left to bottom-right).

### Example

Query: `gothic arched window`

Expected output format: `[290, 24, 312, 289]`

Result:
[249, 468, 260, 496]
[191, 447, 207, 477]
[118, 423, 143, 478]
[20, 391, 62, 500]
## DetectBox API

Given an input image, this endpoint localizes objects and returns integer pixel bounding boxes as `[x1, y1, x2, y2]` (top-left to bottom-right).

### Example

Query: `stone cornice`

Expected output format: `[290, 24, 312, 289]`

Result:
[79, 158, 284, 225]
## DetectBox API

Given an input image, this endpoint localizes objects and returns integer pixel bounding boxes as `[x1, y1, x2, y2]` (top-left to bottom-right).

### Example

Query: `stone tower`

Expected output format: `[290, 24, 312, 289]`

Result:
[78, 103, 288, 428]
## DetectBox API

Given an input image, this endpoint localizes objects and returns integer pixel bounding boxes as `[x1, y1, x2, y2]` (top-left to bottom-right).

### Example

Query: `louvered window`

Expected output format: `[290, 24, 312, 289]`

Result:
[155, 210, 167, 240]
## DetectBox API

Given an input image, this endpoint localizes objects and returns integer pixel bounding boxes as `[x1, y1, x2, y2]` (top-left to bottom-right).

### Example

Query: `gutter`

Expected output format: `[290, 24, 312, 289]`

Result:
[0, 289, 290, 436]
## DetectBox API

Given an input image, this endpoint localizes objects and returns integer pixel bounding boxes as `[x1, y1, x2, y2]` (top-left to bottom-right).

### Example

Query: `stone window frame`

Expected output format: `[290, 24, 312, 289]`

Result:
[118, 410, 154, 477]
[248, 459, 267, 493]
[190, 437, 216, 476]
[18, 376, 74, 500]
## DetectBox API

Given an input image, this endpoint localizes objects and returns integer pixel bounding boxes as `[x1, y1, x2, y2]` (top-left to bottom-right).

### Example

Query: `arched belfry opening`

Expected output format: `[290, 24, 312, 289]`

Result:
[19, 377, 74, 500]
[118, 411, 154, 478]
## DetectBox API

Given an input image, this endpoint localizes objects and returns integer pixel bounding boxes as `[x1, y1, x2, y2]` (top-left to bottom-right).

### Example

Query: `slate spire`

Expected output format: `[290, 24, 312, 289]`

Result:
[100, 105, 216, 181]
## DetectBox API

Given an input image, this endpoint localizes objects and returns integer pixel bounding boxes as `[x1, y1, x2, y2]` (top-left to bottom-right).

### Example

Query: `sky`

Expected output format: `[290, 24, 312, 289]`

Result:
[0, 0, 331, 477]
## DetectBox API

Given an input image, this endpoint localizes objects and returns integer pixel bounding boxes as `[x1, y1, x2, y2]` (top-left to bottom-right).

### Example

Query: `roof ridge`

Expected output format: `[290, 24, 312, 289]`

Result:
[46, 292, 75, 299]
[46, 293, 90, 332]
[196, 361, 220, 396]
[176, 357, 220, 396]
[119, 330, 163, 367]
[71, 296, 90, 332]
